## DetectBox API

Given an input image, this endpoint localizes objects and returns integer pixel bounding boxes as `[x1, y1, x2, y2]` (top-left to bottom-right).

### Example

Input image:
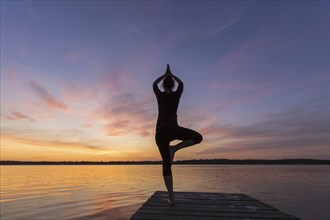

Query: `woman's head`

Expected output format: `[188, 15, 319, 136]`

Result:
[163, 76, 175, 91]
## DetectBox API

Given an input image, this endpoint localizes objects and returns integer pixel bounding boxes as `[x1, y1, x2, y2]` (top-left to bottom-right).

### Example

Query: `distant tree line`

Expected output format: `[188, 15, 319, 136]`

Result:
[174, 159, 330, 165]
[0, 159, 329, 165]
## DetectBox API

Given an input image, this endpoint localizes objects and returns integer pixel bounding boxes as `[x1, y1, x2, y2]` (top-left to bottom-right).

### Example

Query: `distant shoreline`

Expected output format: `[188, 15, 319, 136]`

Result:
[1, 159, 329, 165]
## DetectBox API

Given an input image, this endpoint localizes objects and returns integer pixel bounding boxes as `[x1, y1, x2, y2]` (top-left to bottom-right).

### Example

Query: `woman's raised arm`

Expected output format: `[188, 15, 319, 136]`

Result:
[153, 73, 167, 94]
[172, 74, 183, 95]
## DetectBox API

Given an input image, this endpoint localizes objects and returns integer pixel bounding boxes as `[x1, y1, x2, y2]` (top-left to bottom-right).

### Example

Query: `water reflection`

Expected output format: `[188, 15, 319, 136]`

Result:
[1, 165, 329, 219]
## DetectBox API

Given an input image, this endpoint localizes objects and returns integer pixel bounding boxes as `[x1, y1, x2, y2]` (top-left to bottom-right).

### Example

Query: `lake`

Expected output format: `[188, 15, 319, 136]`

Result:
[0, 165, 329, 220]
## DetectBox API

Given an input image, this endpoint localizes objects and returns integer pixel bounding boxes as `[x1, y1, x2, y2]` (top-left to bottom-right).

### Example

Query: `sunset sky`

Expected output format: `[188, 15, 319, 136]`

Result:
[1, 1, 329, 161]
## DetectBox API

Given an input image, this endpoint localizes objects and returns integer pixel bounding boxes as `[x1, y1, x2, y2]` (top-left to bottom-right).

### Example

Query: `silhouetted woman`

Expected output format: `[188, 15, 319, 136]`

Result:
[153, 64, 203, 206]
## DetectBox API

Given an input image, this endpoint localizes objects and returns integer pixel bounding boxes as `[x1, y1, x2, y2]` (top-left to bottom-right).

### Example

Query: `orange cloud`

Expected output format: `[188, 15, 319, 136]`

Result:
[0, 126, 159, 161]
[1, 132, 107, 152]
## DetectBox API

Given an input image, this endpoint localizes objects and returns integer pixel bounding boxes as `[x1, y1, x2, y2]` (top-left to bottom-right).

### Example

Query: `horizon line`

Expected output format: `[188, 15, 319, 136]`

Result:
[1, 158, 329, 165]
[1, 158, 330, 162]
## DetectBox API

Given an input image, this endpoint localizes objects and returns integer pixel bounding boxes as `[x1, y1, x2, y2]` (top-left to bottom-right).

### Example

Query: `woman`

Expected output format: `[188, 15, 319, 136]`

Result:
[153, 64, 203, 206]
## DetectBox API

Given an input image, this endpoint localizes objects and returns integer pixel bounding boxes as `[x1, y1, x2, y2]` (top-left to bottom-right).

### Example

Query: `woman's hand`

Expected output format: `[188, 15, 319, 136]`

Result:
[165, 64, 172, 77]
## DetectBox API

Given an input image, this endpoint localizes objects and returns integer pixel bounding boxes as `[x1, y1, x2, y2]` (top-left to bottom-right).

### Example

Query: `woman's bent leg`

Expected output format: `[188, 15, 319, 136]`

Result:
[172, 126, 203, 154]
[172, 139, 194, 152]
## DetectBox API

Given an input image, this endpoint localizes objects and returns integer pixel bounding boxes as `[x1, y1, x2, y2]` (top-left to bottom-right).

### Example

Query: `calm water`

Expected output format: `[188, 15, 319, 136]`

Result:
[0, 165, 329, 220]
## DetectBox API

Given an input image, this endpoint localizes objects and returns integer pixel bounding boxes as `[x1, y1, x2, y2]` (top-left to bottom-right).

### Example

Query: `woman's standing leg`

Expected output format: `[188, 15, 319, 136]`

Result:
[156, 132, 175, 205]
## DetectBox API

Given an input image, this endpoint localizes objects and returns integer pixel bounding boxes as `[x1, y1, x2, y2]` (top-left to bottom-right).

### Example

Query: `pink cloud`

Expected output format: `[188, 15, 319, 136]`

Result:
[58, 80, 99, 102]
[97, 93, 155, 137]
[53, 67, 157, 137]
[104, 119, 130, 136]
[93, 72, 156, 137]
[81, 123, 93, 128]
[197, 101, 329, 159]
[3, 111, 36, 122]
[29, 81, 68, 111]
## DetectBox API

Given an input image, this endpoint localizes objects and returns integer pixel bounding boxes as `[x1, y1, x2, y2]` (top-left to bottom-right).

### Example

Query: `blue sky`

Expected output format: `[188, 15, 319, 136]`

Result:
[1, 1, 329, 161]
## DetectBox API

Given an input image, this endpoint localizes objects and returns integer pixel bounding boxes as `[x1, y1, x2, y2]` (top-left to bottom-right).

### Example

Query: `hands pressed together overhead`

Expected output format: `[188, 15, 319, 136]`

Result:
[165, 64, 172, 77]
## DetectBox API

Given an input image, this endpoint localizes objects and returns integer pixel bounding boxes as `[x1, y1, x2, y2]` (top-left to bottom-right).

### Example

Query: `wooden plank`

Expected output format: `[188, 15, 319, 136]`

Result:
[144, 202, 275, 213]
[146, 197, 275, 208]
[143, 202, 277, 211]
[137, 208, 298, 219]
[131, 212, 297, 220]
[141, 204, 285, 214]
[154, 192, 257, 201]
[154, 191, 254, 199]
[129, 191, 300, 220]
[131, 212, 252, 220]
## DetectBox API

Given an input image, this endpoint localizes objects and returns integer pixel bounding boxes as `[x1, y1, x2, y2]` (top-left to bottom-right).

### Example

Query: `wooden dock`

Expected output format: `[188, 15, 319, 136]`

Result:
[130, 191, 300, 220]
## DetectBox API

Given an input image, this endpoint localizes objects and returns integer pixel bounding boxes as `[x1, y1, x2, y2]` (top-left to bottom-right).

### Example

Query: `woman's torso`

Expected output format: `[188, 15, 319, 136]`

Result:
[156, 91, 181, 128]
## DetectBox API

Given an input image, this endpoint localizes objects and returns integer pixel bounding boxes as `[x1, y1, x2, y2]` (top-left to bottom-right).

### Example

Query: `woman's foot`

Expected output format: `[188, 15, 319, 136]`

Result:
[163, 175, 174, 206]
[169, 146, 175, 164]
[168, 193, 175, 206]
[169, 140, 194, 164]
